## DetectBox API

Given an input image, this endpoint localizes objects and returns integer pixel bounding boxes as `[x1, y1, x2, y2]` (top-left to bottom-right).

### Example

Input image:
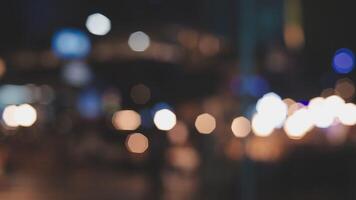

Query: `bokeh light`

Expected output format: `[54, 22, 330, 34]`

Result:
[140, 108, 154, 128]
[265, 48, 288, 73]
[0, 58, 6, 78]
[256, 92, 288, 128]
[195, 113, 216, 134]
[245, 136, 282, 162]
[287, 102, 305, 116]
[308, 97, 331, 128]
[224, 139, 243, 161]
[335, 78, 355, 100]
[231, 75, 270, 98]
[101, 88, 121, 113]
[52, 28, 91, 59]
[231, 116, 251, 138]
[198, 35, 220, 56]
[326, 123, 350, 145]
[77, 89, 102, 119]
[324, 95, 345, 118]
[284, 24, 305, 50]
[332, 48, 355, 74]
[153, 109, 177, 131]
[128, 31, 150, 52]
[0, 85, 32, 105]
[62, 61, 92, 87]
[39, 85, 55, 105]
[251, 113, 275, 137]
[320, 88, 335, 98]
[15, 104, 37, 127]
[130, 84, 151, 104]
[2, 105, 20, 128]
[151, 102, 172, 114]
[283, 98, 296, 109]
[126, 133, 149, 154]
[167, 146, 200, 171]
[167, 121, 189, 145]
[177, 29, 199, 49]
[2, 104, 37, 128]
[284, 108, 314, 140]
[86, 13, 111, 36]
[337, 103, 356, 126]
[112, 110, 141, 131]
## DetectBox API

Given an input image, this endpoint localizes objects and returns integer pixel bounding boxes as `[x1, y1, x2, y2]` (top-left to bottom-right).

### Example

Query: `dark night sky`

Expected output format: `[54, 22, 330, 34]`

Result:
[0, 0, 355, 100]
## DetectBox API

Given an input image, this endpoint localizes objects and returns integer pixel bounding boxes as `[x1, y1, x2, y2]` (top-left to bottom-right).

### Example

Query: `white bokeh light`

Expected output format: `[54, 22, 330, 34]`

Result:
[337, 103, 356, 126]
[284, 108, 314, 140]
[308, 97, 334, 128]
[86, 13, 111, 36]
[128, 31, 150, 52]
[2, 104, 37, 128]
[251, 113, 275, 137]
[153, 109, 177, 131]
[255, 92, 288, 128]
[2, 105, 20, 127]
[324, 95, 345, 119]
[16, 104, 37, 127]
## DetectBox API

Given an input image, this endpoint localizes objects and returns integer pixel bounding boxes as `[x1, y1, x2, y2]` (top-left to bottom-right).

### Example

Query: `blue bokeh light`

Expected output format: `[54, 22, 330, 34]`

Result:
[332, 48, 355, 74]
[52, 28, 91, 59]
[150, 102, 173, 116]
[77, 89, 101, 119]
[230, 75, 270, 98]
[0, 85, 32, 106]
[299, 100, 309, 106]
[62, 61, 92, 87]
[140, 108, 154, 128]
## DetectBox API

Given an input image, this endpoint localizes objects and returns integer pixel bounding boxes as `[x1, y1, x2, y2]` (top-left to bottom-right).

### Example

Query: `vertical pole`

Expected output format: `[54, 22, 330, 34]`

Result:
[238, 0, 257, 200]
[239, 0, 256, 76]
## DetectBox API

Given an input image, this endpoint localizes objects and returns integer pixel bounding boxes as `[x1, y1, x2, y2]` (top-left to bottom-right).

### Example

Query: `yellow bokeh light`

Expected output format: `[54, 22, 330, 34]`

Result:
[153, 109, 177, 131]
[195, 113, 216, 134]
[167, 121, 189, 145]
[284, 24, 304, 50]
[288, 102, 304, 116]
[112, 110, 141, 131]
[245, 136, 282, 162]
[231, 116, 251, 138]
[167, 146, 200, 171]
[283, 98, 296, 108]
[198, 35, 220, 56]
[126, 133, 149, 154]
[177, 29, 199, 50]
[224, 139, 243, 161]
[0, 58, 6, 78]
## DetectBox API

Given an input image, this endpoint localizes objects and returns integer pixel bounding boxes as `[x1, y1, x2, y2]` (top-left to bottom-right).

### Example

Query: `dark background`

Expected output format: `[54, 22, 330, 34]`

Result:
[0, 0, 356, 200]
